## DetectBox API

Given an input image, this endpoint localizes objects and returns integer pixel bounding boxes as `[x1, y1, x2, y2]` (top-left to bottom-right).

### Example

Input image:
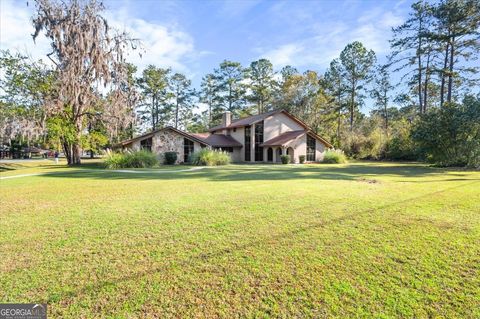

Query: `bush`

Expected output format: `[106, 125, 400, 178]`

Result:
[191, 148, 230, 166]
[103, 151, 125, 169]
[280, 155, 290, 164]
[322, 149, 347, 164]
[299, 155, 306, 164]
[164, 152, 177, 165]
[412, 97, 480, 167]
[104, 149, 158, 169]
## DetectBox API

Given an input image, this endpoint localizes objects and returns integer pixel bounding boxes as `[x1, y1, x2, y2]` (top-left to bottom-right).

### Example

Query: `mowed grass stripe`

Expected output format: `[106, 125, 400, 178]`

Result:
[0, 162, 479, 317]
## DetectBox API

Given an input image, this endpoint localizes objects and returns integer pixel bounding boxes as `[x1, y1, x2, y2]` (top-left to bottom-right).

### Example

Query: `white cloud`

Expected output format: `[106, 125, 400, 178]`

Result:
[261, 44, 304, 67]
[258, 9, 404, 70]
[0, 0, 51, 62]
[0, 0, 202, 74]
[106, 9, 200, 73]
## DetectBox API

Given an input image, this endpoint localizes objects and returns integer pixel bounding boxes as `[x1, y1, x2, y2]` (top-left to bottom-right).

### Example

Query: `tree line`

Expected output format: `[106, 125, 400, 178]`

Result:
[0, 0, 479, 166]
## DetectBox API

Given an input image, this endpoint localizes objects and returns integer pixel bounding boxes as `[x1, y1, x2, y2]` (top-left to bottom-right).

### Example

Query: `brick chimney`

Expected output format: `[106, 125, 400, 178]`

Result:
[222, 111, 231, 127]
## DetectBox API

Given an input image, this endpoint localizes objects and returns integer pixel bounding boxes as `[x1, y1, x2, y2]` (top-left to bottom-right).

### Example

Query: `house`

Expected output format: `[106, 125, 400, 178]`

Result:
[117, 109, 332, 164]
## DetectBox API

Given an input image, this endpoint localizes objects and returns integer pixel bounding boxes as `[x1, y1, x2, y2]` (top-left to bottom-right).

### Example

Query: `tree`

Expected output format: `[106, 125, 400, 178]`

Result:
[280, 65, 299, 81]
[370, 65, 394, 136]
[434, 0, 480, 105]
[199, 73, 222, 126]
[339, 41, 376, 130]
[412, 95, 480, 167]
[170, 73, 195, 129]
[32, 0, 137, 164]
[390, 1, 436, 113]
[138, 65, 171, 131]
[214, 60, 246, 116]
[323, 59, 347, 145]
[245, 58, 277, 113]
[116, 63, 140, 142]
[0, 50, 55, 146]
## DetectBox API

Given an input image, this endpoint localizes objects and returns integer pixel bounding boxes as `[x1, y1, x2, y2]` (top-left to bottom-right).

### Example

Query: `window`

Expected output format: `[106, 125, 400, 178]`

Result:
[307, 134, 316, 161]
[140, 137, 152, 152]
[233, 128, 237, 132]
[244, 126, 251, 161]
[184, 138, 194, 162]
[254, 121, 264, 161]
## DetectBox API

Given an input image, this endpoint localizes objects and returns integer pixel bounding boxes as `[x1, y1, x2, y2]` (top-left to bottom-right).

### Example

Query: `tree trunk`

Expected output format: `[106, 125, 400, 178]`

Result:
[350, 87, 355, 131]
[384, 94, 388, 134]
[447, 38, 455, 104]
[423, 53, 430, 113]
[63, 141, 71, 165]
[151, 95, 155, 131]
[417, 22, 423, 113]
[72, 142, 82, 165]
[336, 96, 341, 145]
[228, 85, 232, 112]
[417, 55, 423, 113]
[209, 102, 212, 126]
[175, 99, 179, 129]
[440, 43, 449, 107]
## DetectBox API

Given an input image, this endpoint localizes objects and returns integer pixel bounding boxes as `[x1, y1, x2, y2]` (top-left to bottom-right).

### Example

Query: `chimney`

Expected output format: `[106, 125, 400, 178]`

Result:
[222, 111, 231, 127]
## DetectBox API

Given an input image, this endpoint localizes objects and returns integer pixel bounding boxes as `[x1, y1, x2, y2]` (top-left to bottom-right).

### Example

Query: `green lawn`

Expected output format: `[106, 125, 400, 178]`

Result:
[1, 161, 479, 318]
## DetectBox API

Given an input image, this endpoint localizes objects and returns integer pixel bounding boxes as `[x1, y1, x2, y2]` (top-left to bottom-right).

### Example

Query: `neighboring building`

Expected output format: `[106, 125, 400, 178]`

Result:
[117, 109, 332, 164]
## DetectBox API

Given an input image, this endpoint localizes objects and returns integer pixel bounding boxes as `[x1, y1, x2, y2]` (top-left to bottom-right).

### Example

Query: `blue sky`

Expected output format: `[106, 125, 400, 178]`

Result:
[1, 0, 414, 90]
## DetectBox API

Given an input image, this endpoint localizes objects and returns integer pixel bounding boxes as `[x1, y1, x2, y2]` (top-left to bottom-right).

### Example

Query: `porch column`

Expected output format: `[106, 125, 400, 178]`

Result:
[272, 147, 277, 163]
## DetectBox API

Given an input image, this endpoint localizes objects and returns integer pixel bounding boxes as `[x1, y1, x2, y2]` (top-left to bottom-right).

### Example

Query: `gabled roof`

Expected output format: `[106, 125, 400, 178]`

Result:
[208, 109, 333, 148]
[116, 126, 209, 147]
[208, 109, 280, 132]
[116, 110, 333, 149]
[260, 130, 305, 147]
[116, 126, 243, 149]
[190, 133, 242, 148]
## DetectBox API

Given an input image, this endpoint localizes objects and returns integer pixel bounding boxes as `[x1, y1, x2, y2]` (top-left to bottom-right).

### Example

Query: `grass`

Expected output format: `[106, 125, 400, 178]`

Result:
[1, 161, 479, 318]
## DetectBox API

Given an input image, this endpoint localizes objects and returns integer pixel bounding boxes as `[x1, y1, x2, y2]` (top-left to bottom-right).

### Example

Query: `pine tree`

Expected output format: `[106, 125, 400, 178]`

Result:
[245, 59, 277, 114]
[213, 60, 246, 116]
[170, 73, 195, 129]
[339, 41, 376, 130]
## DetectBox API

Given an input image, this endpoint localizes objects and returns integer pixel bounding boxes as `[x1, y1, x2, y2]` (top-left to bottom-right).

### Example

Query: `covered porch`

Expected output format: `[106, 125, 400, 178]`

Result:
[260, 130, 304, 163]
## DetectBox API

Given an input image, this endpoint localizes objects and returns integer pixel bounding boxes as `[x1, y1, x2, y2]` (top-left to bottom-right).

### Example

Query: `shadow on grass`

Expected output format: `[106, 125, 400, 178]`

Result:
[36, 163, 477, 183]
[51, 179, 480, 304]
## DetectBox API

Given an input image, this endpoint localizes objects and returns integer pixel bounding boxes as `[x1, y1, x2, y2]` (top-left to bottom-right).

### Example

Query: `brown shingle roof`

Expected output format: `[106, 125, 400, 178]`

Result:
[209, 109, 280, 132]
[190, 133, 242, 147]
[260, 130, 305, 147]
[116, 126, 209, 147]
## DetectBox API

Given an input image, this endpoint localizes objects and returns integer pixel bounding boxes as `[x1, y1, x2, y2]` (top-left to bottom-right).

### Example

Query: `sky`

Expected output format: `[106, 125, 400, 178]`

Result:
[0, 0, 415, 97]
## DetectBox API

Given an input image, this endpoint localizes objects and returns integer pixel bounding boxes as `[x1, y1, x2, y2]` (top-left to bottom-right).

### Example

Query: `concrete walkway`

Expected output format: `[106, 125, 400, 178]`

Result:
[0, 167, 207, 180]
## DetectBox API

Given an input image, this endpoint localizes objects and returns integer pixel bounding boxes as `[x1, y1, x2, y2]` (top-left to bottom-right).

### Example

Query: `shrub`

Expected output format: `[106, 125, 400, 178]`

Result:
[104, 149, 158, 169]
[280, 155, 290, 164]
[412, 97, 480, 167]
[164, 152, 177, 165]
[299, 155, 306, 164]
[191, 148, 230, 166]
[103, 151, 125, 169]
[322, 149, 347, 164]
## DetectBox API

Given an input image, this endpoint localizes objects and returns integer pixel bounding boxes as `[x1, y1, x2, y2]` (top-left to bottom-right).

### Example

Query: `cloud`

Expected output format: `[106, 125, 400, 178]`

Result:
[0, 0, 202, 74]
[258, 8, 404, 70]
[261, 44, 305, 67]
[106, 9, 202, 74]
[0, 0, 51, 62]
